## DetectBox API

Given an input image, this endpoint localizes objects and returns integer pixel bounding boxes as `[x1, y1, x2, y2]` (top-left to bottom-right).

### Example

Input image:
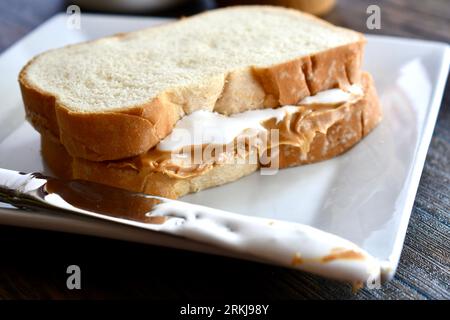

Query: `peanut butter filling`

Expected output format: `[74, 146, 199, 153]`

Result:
[106, 96, 358, 179]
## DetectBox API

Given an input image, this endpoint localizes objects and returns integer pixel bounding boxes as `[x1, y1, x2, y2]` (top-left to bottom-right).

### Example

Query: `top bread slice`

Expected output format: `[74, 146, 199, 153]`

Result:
[19, 5, 365, 161]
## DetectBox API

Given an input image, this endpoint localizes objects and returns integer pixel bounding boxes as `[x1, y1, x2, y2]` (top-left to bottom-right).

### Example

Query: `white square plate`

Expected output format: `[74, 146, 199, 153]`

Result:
[0, 13, 449, 284]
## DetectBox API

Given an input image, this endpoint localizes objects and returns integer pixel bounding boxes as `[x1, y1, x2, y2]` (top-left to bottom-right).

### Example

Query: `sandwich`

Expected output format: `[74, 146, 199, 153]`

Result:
[19, 6, 382, 199]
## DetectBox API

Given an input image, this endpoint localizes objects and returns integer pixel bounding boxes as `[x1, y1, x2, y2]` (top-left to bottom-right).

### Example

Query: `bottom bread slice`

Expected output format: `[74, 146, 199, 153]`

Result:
[41, 72, 381, 199]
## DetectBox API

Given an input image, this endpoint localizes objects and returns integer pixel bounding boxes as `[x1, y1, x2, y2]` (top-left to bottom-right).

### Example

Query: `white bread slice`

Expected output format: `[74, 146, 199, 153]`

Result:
[41, 73, 381, 199]
[21, 5, 365, 161]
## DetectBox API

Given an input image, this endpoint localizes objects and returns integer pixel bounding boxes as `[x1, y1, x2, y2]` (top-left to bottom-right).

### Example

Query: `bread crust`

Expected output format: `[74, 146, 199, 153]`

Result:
[41, 73, 381, 199]
[20, 6, 365, 162]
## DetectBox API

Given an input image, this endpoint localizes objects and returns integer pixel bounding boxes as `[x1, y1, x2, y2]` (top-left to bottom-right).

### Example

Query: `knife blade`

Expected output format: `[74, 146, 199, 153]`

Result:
[0, 167, 172, 227]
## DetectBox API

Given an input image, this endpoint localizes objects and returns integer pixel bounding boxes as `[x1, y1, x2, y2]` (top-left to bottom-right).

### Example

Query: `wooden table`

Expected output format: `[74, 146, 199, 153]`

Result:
[0, 0, 448, 299]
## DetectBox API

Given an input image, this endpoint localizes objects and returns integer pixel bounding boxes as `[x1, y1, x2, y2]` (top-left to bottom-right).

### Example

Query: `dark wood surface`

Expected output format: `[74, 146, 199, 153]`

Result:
[0, 0, 448, 300]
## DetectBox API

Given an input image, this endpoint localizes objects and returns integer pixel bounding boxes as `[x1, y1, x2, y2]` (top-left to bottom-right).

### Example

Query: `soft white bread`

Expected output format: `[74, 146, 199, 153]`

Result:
[21, 5, 365, 161]
[41, 73, 381, 199]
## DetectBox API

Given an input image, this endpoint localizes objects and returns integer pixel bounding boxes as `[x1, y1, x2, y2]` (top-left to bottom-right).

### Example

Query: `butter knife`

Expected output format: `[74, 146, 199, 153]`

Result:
[0, 168, 382, 283]
[0, 167, 172, 227]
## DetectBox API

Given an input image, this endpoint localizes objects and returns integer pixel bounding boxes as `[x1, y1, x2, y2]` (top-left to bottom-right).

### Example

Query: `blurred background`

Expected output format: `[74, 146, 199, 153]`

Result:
[1, 0, 449, 53]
